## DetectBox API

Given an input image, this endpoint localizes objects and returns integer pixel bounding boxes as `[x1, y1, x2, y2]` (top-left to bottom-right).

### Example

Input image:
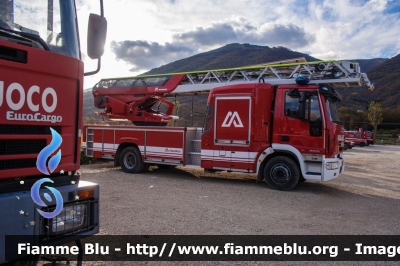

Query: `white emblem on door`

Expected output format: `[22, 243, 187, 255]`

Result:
[221, 111, 244, 127]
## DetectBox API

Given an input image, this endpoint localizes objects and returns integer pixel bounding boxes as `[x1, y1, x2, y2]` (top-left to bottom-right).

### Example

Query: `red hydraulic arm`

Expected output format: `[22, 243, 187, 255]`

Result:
[92, 74, 185, 125]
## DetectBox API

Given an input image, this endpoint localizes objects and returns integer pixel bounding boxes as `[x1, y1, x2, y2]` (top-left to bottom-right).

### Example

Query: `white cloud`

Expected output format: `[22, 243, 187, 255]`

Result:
[110, 16, 315, 71]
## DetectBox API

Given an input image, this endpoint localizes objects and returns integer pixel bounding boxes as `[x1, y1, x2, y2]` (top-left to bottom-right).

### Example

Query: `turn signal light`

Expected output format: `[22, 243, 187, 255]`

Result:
[78, 188, 94, 199]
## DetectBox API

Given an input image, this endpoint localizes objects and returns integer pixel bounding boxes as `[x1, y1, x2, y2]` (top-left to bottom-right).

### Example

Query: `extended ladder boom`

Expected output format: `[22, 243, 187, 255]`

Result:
[95, 60, 374, 94]
[168, 60, 373, 95]
[92, 60, 374, 125]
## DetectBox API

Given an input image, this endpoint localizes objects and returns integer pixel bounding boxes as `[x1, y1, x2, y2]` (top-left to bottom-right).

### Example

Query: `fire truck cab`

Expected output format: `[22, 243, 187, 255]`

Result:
[0, 0, 106, 264]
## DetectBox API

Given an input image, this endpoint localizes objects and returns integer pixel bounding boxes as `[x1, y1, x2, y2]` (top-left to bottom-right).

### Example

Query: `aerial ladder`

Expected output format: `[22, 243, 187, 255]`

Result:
[91, 59, 374, 126]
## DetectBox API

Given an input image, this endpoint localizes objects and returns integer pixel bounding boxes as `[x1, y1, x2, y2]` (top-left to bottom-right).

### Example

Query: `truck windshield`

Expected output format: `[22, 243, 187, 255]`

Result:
[0, 0, 80, 59]
[325, 97, 340, 124]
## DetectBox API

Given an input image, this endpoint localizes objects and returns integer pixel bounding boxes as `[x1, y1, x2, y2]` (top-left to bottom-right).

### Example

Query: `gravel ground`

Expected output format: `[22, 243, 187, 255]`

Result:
[49, 145, 400, 265]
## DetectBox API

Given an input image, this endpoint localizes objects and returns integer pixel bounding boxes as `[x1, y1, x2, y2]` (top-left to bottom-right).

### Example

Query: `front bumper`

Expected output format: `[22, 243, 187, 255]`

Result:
[0, 179, 99, 263]
[322, 154, 344, 181]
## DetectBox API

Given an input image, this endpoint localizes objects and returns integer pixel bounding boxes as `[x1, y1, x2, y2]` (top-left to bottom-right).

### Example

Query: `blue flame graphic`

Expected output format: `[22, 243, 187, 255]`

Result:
[36, 128, 62, 175]
[31, 178, 64, 219]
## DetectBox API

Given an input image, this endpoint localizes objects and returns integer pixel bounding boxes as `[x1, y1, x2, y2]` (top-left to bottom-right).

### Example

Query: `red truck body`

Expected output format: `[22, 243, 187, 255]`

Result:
[83, 82, 345, 190]
[0, 1, 106, 264]
[0, 43, 84, 179]
[344, 131, 368, 147]
[361, 129, 374, 145]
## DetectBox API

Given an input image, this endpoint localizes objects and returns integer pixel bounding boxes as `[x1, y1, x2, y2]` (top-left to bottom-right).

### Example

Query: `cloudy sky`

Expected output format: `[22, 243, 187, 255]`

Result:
[76, 0, 400, 88]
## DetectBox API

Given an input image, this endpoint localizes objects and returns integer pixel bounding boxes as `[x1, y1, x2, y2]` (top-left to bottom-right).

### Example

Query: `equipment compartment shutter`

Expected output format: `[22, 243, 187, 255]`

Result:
[215, 97, 251, 145]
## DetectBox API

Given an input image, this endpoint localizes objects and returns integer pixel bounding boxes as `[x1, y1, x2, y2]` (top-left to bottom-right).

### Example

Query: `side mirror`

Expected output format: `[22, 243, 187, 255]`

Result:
[87, 14, 107, 59]
[287, 88, 300, 98]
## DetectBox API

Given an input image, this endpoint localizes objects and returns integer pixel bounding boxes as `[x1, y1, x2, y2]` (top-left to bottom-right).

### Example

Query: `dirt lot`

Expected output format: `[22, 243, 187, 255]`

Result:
[77, 145, 400, 265]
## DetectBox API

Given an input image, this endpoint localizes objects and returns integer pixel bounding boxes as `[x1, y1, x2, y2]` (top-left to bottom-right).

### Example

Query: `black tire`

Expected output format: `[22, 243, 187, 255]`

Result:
[359, 142, 365, 147]
[344, 144, 348, 150]
[120, 146, 146, 173]
[263, 156, 300, 191]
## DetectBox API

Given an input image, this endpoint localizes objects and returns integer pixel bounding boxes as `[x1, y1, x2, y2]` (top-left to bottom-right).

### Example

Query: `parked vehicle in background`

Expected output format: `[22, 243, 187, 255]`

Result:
[361, 129, 374, 145]
[344, 139, 354, 150]
[344, 131, 368, 147]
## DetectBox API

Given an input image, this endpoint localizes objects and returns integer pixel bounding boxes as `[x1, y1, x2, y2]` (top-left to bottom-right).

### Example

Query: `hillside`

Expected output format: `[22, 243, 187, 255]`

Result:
[350, 58, 388, 73]
[336, 54, 400, 110]
[145, 43, 319, 74]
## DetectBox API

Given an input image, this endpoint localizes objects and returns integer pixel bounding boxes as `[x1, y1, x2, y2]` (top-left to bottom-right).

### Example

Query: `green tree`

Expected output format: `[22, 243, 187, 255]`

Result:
[368, 102, 383, 140]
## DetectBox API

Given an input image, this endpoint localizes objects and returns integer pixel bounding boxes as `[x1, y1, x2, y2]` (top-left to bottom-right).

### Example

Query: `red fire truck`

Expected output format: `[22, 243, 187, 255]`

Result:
[0, 0, 106, 264]
[360, 129, 374, 145]
[344, 131, 368, 147]
[83, 61, 373, 191]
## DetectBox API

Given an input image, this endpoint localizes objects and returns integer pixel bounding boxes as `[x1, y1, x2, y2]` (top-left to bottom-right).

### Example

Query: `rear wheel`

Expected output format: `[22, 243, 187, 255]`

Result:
[120, 146, 147, 173]
[360, 142, 365, 147]
[263, 156, 300, 191]
[344, 144, 348, 150]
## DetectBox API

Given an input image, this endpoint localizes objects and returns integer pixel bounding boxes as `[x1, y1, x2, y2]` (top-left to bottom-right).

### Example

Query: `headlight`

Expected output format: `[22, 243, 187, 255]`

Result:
[326, 162, 339, 170]
[51, 204, 87, 233]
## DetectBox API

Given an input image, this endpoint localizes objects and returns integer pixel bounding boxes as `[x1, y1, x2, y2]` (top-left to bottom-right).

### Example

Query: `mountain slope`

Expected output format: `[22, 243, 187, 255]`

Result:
[351, 58, 388, 73]
[336, 54, 400, 110]
[145, 43, 319, 74]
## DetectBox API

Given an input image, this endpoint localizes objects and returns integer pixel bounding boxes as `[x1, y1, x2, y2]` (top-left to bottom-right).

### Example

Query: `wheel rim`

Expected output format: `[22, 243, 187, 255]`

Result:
[123, 152, 136, 169]
[270, 164, 291, 184]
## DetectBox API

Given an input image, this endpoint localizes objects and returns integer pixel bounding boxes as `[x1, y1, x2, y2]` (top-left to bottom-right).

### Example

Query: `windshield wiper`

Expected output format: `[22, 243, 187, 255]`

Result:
[0, 27, 49, 51]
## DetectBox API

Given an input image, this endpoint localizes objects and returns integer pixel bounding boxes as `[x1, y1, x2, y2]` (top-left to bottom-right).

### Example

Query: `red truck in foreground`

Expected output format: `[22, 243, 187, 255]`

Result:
[83, 61, 373, 190]
[0, 0, 106, 264]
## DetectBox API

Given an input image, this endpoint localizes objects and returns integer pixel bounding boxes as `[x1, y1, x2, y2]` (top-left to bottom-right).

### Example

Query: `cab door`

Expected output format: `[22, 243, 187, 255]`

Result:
[277, 90, 325, 155]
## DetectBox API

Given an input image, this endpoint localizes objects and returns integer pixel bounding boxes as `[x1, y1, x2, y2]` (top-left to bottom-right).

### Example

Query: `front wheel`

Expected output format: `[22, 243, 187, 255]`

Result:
[263, 156, 300, 191]
[120, 146, 147, 173]
[359, 142, 365, 147]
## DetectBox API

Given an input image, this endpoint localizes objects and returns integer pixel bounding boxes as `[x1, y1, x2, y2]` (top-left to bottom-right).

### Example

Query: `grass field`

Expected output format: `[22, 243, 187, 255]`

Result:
[375, 129, 400, 145]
